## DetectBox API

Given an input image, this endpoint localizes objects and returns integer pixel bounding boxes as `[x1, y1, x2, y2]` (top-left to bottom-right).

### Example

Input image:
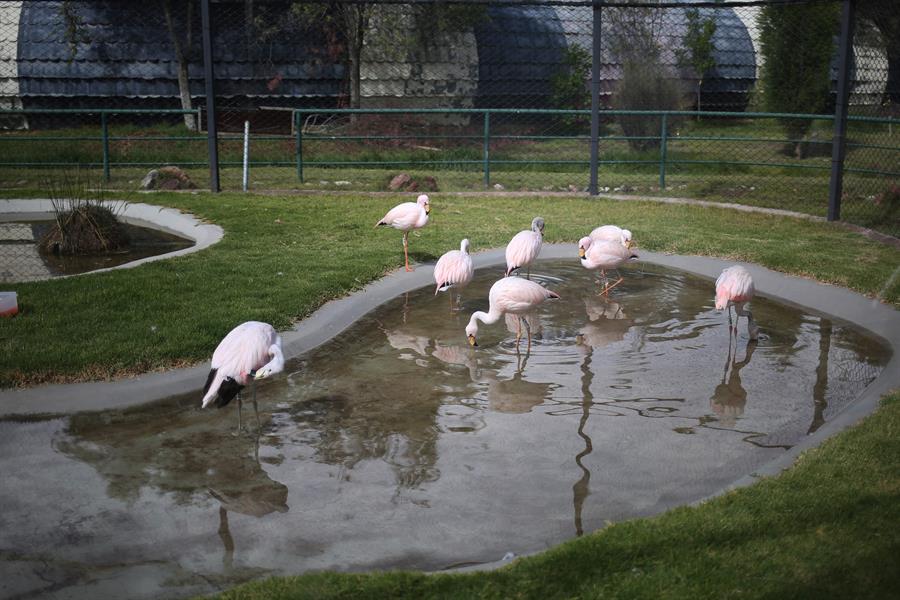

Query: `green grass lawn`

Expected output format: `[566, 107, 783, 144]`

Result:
[209, 391, 900, 600]
[1, 191, 899, 388]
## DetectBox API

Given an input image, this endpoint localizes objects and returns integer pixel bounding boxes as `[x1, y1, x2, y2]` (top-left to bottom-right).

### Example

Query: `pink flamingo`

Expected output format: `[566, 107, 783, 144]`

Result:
[434, 238, 475, 311]
[202, 321, 285, 433]
[578, 236, 639, 295]
[715, 265, 759, 340]
[590, 224, 633, 247]
[376, 194, 431, 272]
[505, 217, 544, 278]
[465, 276, 560, 351]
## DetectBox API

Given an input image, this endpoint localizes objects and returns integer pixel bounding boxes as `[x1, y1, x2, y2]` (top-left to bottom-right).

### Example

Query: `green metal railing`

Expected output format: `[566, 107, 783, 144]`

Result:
[290, 108, 900, 188]
[2, 107, 898, 189]
[0, 108, 202, 182]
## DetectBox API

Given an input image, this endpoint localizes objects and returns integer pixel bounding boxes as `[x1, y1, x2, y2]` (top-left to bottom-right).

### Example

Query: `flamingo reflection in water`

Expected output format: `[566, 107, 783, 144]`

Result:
[711, 337, 757, 427]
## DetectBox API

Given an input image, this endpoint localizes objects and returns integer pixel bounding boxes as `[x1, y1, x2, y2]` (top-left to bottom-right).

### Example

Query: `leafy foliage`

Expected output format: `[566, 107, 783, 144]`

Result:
[676, 9, 717, 113]
[549, 45, 592, 131]
[758, 2, 840, 145]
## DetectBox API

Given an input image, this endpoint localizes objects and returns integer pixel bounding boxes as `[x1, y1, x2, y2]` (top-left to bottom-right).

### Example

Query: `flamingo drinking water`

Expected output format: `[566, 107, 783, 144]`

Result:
[201, 321, 285, 433]
[465, 276, 560, 351]
[715, 265, 759, 340]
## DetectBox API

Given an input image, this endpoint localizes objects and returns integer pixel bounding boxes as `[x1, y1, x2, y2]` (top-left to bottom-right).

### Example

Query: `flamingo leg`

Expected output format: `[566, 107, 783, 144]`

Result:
[603, 276, 625, 295]
[515, 317, 522, 352]
[234, 392, 243, 435]
[252, 380, 261, 431]
[522, 316, 533, 351]
[403, 232, 411, 271]
[727, 304, 734, 333]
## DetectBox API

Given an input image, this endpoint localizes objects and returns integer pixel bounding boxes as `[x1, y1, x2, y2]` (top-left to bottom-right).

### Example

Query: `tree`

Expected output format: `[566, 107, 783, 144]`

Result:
[62, 1, 198, 131]
[676, 8, 717, 117]
[549, 45, 592, 131]
[282, 2, 485, 116]
[758, 2, 840, 152]
[606, 5, 684, 151]
[857, 0, 900, 105]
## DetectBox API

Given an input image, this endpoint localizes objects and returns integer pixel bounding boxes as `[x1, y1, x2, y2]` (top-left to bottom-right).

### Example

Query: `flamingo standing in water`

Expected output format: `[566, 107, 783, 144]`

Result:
[578, 236, 639, 295]
[590, 224, 633, 248]
[505, 217, 544, 278]
[434, 238, 475, 311]
[376, 194, 431, 271]
[715, 265, 759, 340]
[202, 321, 285, 433]
[465, 276, 560, 351]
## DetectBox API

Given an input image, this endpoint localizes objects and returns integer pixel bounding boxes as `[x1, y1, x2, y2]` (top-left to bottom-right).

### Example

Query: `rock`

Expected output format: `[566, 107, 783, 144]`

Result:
[140, 166, 195, 190]
[493, 183, 505, 191]
[388, 173, 412, 191]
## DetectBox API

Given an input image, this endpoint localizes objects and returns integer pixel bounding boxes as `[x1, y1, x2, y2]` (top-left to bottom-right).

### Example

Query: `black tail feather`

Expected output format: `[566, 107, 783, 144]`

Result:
[214, 377, 243, 408]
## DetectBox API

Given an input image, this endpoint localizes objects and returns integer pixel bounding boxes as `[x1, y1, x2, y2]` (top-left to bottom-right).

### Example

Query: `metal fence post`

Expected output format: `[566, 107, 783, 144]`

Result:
[589, 1, 601, 195]
[295, 112, 303, 183]
[659, 112, 669, 190]
[200, 0, 220, 193]
[100, 112, 110, 182]
[483, 111, 491, 188]
[828, 0, 856, 221]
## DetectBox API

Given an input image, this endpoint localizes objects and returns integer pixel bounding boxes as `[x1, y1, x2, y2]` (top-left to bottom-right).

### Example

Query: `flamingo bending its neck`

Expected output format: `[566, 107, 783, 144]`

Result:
[505, 217, 544, 278]
[578, 236, 639, 295]
[434, 238, 475, 311]
[202, 321, 285, 433]
[466, 276, 560, 351]
[376, 194, 431, 271]
[715, 265, 759, 340]
[589, 224, 633, 248]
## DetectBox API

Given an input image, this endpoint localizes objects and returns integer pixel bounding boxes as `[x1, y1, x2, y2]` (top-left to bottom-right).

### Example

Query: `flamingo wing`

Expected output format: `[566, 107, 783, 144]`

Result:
[493, 278, 556, 313]
[378, 202, 419, 231]
[434, 250, 474, 293]
[211, 321, 276, 384]
[505, 231, 542, 273]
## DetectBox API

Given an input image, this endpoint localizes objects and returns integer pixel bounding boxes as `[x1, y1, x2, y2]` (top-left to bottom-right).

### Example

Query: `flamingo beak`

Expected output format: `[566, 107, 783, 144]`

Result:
[425, 205, 431, 215]
[467, 334, 477, 347]
[253, 369, 267, 380]
[578, 247, 586, 259]
[626, 240, 633, 249]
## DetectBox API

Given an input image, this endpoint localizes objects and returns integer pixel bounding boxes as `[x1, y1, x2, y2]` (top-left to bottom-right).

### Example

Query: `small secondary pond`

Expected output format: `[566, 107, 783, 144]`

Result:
[0, 220, 194, 283]
[0, 260, 890, 599]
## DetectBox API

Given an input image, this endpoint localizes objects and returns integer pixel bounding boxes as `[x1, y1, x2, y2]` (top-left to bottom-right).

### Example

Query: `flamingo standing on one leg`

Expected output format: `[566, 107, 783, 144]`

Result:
[434, 238, 475, 311]
[376, 194, 431, 272]
[202, 321, 285, 433]
[589, 224, 633, 248]
[578, 236, 639, 295]
[465, 276, 560, 351]
[505, 217, 544, 278]
[715, 265, 760, 340]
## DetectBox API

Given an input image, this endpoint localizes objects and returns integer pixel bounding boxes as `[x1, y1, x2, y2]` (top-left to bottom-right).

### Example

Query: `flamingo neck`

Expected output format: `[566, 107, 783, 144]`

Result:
[261, 344, 285, 376]
[470, 309, 502, 329]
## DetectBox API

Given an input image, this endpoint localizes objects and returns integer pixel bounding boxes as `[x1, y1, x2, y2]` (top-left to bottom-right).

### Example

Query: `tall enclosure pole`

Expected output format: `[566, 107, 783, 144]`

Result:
[200, 0, 220, 193]
[588, 1, 602, 195]
[828, 0, 856, 221]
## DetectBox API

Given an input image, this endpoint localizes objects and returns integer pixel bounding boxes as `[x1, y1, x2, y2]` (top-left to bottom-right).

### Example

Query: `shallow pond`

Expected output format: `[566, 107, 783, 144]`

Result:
[0, 260, 890, 599]
[0, 220, 193, 283]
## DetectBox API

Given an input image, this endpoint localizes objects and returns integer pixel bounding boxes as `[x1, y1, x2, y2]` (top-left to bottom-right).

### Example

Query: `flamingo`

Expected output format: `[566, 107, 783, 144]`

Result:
[376, 194, 431, 271]
[590, 224, 633, 248]
[434, 238, 475, 311]
[505, 217, 544, 278]
[465, 276, 560, 351]
[578, 236, 639, 295]
[715, 265, 759, 340]
[202, 321, 285, 433]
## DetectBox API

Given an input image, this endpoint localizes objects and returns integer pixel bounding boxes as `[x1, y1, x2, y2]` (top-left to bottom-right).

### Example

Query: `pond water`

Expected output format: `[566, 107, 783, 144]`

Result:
[0, 260, 890, 599]
[0, 220, 193, 283]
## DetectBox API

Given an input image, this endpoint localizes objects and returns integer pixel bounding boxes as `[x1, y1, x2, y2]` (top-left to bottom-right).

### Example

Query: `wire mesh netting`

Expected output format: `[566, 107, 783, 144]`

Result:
[0, 0, 898, 242]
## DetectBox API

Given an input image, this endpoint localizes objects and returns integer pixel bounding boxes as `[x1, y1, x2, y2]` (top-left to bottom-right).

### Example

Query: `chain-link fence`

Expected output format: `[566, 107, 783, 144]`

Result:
[1, 0, 898, 237]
